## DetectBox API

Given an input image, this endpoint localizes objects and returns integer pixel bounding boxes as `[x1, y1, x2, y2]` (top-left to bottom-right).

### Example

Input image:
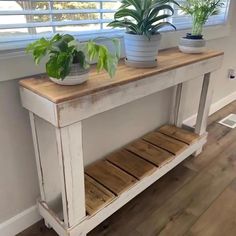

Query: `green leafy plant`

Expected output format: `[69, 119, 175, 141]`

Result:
[177, 0, 224, 36]
[26, 34, 120, 79]
[108, 0, 177, 39]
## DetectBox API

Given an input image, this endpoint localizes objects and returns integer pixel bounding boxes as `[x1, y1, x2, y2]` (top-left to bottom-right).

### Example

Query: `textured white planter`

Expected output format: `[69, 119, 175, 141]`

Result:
[179, 37, 206, 54]
[124, 33, 162, 68]
[49, 63, 89, 86]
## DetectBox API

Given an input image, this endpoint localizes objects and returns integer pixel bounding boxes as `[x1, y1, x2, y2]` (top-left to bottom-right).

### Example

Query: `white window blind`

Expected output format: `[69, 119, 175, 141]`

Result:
[0, 0, 231, 51]
[0, 0, 122, 50]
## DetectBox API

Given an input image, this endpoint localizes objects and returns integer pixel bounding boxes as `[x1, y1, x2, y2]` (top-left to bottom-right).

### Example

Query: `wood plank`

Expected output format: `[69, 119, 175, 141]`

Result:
[159, 125, 199, 145]
[85, 160, 137, 196]
[125, 139, 174, 167]
[19, 48, 223, 104]
[186, 180, 236, 236]
[143, 132, 188, 155]
[85, 175, 115, 216]
[106, 149, 156, 180]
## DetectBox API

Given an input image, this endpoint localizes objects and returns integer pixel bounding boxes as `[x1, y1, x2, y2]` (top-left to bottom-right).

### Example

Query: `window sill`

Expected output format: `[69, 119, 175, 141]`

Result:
[0, 24, 231, 82]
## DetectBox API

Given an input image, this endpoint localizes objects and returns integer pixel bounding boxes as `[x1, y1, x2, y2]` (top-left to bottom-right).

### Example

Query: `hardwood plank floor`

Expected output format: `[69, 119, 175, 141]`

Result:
[17, 101, 236, 236]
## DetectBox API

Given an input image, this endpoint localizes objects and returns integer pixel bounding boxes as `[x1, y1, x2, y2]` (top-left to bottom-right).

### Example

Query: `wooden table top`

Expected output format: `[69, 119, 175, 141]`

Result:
[19, 47, 223, 104]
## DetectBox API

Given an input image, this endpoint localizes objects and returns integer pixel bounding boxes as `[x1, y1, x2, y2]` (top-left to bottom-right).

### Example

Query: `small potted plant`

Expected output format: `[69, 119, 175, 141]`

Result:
[178, 0, 223, 54]
[108, 0, 176, 68]
[26, 34, 120, 85]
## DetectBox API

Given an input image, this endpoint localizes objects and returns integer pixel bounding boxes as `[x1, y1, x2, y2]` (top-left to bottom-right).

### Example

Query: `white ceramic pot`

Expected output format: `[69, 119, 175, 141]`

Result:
[49, 63, 89, 86]
[124, 33, 162, 68]
[179, 37, 206, 54]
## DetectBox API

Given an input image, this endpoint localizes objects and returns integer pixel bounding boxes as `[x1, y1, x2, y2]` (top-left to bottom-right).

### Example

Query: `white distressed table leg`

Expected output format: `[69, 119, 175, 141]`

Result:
[169, 82, 188, 127]
[56, 122, 86, 228]
[194, 73, 213, 155]
[29, 112, 52, 228]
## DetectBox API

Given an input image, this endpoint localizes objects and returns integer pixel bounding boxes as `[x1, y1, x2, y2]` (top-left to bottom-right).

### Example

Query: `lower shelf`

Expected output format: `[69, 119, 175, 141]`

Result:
[85, 125, 200, 216]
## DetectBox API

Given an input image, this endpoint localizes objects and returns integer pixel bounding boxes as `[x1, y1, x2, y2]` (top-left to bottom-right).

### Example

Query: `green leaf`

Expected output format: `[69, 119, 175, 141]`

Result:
[114, 9, 142, 22]
[148, 4, 174, 20]
[150, 22, 176, 33]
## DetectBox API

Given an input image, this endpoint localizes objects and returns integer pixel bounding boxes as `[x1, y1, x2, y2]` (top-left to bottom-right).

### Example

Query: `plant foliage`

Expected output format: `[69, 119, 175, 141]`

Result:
[26, 34, 120, 79]
[177, 0, 224, 36]
[108, 0, 177, 38]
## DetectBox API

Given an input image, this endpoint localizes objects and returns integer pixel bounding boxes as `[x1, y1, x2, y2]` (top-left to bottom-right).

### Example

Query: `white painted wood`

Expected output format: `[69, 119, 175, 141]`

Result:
[173, 82, 189, 127]
[19, 55, 223, 128]
[38, 202, 68, 236]
[58, 56, 223, 127]
[34, 116, 62, 215]
[20, 87, 58, 126]
[195, 73, 214, 136]
[29, 112, 46, 202]
[55, 122, 86, 228]
[194, 73, 213, 156]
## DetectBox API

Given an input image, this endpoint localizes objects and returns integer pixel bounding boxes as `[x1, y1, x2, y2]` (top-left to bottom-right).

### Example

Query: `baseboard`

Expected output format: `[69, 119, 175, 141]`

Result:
[0, 91, 236, 236]
[184, 91, 236, 127]
[0, 205, 41, 236]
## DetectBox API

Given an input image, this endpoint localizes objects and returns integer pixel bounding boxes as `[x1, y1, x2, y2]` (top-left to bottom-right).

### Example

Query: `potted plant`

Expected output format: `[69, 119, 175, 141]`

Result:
[26, 34, 120, 85]
[178, 0, 223, 54]
[108, 0, 176, 68]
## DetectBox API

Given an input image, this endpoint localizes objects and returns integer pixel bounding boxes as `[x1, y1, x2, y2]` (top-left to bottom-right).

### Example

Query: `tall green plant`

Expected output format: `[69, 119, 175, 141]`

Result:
[26, 34, 120, 79]
[108, 0, 177, 39]
[177, 0, 224, 36]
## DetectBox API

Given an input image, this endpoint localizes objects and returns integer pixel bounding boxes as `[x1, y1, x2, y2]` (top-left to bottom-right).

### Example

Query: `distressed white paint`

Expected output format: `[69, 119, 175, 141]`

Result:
[55, 122, 86, 228]
[20, 55, 223, 128]
[195, 73, 214, 135]
[173, 82, 189, 127]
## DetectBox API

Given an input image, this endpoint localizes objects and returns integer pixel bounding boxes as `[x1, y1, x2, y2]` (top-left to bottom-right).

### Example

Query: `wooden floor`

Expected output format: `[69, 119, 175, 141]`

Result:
[18, 101, 236, 236]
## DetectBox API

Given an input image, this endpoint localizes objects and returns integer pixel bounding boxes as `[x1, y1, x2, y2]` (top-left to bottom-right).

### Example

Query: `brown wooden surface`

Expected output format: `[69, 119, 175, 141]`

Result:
[17, 101, 236, 236]
[19, 48, 223, 104]
[159, 125, 200, 144]
[126, 139, 174, 167]
[85, 174, 115, 216]
[143, 131, 188, 155]
[106, 149, 156, 180]
[85, 160, 137, 195]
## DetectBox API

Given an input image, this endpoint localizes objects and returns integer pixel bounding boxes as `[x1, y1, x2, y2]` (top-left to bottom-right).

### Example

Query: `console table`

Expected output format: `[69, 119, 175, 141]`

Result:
[19, 48, 223, 236]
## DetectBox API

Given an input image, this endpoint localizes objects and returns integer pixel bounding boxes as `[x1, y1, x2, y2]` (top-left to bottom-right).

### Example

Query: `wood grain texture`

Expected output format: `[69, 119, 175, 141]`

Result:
[159, 125, 200, 145]
[185, 180, 236, 236]
[125, 139, 174, 167]
[143, 132, 188, 155]
[85, 175, 115, 216]
[106, 149, 156, 180]
[19, 48, 223, 104]
[85, 160, 137, 195]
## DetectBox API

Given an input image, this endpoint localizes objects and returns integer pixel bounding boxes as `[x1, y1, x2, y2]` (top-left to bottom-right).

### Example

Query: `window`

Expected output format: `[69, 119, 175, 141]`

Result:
[0, 0, 231, 51]
[170, 0, 230, 30]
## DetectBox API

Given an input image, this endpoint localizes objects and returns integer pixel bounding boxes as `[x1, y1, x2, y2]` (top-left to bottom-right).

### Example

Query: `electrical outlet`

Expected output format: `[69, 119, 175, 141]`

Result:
[228, 69, 236, 80]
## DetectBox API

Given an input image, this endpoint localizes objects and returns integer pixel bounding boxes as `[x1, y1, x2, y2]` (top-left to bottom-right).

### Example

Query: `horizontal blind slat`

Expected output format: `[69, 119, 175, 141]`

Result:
[0, 9, 116, 15]
[0, 19, 113, 29]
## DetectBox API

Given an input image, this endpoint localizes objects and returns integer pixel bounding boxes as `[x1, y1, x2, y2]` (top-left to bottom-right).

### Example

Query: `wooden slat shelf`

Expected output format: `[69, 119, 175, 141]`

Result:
[84, 125, 200, 216]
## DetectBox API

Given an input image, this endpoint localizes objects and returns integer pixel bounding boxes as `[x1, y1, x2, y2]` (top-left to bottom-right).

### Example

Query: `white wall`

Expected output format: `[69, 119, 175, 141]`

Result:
[0, 1, 236, 234]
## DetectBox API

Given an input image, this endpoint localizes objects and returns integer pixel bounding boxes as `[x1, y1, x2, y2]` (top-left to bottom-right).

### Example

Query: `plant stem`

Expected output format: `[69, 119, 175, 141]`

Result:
[192, 16, 204, 36]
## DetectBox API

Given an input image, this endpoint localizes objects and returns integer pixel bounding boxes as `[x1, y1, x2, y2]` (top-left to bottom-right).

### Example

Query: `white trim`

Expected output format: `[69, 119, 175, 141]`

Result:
[184, 90, 236, 127]
[0, 205, 41, 236]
